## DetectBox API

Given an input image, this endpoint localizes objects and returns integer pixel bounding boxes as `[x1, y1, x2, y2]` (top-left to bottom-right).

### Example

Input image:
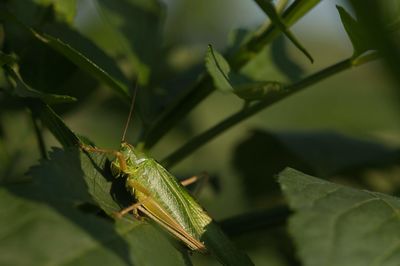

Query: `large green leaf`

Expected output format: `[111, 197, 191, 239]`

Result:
[0, 147, 190, 266]
[254, 0, 313, 63]
[279, 168, 400, 266]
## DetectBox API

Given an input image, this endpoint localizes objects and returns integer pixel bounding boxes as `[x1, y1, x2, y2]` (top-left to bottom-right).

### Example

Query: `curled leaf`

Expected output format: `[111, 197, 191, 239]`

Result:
[234, 81, 283, 101]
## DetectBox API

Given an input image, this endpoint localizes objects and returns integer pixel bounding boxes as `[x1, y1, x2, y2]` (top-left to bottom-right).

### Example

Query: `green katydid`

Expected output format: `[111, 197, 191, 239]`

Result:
[80, 88, 253, 265]
[82, 141, 211, 251]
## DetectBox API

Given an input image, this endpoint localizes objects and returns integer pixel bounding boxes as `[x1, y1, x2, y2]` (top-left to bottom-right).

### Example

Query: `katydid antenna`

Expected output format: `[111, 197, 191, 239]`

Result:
[121, 80, 138, 142]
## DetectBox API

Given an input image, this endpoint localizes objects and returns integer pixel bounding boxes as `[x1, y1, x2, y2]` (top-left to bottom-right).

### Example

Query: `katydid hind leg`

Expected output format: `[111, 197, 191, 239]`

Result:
[181, 172, 209, 197]
[180, 175, 199, 187]
[116, 192, 151, 219]
[115, 202, 142, 219]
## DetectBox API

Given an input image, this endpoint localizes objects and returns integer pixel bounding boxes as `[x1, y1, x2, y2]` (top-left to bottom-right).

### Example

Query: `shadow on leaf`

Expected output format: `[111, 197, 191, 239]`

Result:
[232, 129, 400, 204]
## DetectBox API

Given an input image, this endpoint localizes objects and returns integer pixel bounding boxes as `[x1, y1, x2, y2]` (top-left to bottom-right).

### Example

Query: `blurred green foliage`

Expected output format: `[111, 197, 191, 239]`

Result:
[1, 0, 400, 265]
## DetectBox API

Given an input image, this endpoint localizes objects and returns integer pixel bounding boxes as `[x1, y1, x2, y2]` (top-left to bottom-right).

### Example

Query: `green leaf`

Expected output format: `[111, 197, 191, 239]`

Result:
[205, 45, 233, 92]
[13, 22, 129, 103]
[34, 0, 77, 24]
[29, 101, 80, 148]
[349, 1, 400, 95]
[4, 66, 77, 104]
[1, 1, 127, 102]
[279, 168, 400, 266]
[0, 147, 189, 266]
[337, 6, 371, 58]
[37, 32, 130, 99]
[205, 45, 284, 101]
[202, 222, 255, 266]
[253, 0, 314, 63]
[42, 23, 130, 93]
[94, 0, 164, 85]
[0, 10, 130, 100]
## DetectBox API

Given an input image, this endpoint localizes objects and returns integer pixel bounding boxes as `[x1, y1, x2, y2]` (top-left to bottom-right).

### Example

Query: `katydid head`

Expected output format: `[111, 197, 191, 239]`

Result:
[110, 142, 146, 177]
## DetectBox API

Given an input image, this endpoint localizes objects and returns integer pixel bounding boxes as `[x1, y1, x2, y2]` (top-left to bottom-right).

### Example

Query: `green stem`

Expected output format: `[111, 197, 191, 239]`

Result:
[162, 54, 378, 167]
[31, 112, 47, 159]
[143, 0, 321, 149]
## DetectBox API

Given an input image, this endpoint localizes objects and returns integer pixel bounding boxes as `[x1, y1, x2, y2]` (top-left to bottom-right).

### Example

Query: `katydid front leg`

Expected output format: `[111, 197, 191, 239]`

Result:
[80, 143, 127, 171]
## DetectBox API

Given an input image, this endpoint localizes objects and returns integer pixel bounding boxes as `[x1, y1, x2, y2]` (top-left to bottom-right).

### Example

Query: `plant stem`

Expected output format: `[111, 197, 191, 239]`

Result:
[143, 1, 322, 149]
[31, 112, 47, 159]
[162, 54, 378, 167]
